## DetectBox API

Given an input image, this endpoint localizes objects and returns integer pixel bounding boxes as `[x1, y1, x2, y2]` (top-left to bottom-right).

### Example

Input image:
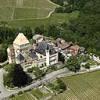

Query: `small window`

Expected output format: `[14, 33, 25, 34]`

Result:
[42, 64, 44, 67]
[40, 56, 42, 58]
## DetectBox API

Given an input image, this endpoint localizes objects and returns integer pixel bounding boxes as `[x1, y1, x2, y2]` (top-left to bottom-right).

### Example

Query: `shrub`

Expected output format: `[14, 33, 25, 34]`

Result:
[48, 78, 66, 93]
[84, 63, 90, 69]
[27, 67, 34, 73]
[18, 91, 23, 95]
[9, 94, 15, 98]
[33, 67, 46, 79]
[0, 65, 2, 68]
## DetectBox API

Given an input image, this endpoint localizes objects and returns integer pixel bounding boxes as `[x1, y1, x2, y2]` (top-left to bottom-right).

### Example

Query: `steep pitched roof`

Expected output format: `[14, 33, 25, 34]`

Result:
[69, 45, 80, 51]
[17, 54, 24, 61]
[35, 41, 56, 56]
[29, 49, 38, 59]
[13, 33, 29, 45]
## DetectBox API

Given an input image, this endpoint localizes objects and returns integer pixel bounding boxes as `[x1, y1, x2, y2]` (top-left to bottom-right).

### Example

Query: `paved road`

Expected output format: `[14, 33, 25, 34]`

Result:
[0, 60, 8, 66]
[0, 68, 69, 99]
[0, 69, 14, 100]
[0, 66, 100, 99]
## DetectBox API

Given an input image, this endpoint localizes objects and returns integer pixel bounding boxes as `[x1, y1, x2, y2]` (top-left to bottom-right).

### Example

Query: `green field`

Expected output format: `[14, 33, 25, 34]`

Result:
[10, 87, 52, 100]
[0, 0, 57, 20]
[0, 0, 79, 29]
[51, 71, 100, 100]
[10, 71, 100, 100]
[7, 11, 79, 28]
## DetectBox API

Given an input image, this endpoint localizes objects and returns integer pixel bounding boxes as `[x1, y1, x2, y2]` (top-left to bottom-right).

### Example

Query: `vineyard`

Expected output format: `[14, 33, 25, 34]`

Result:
[0, 0, 79, 29]
[50, 71, 100, 100]
[0, 0, 57, 20]
[10, 71, 100, 100]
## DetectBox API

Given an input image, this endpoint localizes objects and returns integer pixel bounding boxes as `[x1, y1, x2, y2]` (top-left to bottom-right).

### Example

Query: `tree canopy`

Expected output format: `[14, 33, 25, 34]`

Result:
[0, 0, 100, 64]
[4, 64, 32, 87]
[49, 0, 100, 56]
[65, 56, 81, 72]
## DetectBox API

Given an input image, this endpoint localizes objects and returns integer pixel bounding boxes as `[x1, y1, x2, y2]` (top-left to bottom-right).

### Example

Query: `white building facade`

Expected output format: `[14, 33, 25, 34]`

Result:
[7, 33, 58, 69]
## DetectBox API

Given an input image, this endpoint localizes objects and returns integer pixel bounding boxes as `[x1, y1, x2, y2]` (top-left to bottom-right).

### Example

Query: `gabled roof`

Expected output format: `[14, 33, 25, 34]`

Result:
[29, 49, 38, 59]
[13, 33, 29, 46]
[56, 38, 73, 50]
[69, 45, 80, 51]
[35, 41, 56, 56]
[16, 54, 24, 61]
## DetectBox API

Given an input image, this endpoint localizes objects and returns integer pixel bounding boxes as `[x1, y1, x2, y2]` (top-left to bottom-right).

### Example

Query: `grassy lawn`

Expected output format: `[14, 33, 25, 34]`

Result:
[50, 71, 100, 100]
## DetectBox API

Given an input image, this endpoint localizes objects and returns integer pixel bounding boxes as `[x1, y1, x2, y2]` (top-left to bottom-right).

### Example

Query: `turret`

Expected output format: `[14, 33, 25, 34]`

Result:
[7, 47, 15, 64]
[46, 45, 50, 66]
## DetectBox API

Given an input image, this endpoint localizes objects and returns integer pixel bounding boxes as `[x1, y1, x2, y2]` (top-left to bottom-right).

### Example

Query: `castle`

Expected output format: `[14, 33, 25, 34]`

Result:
[7, 33, 58, 68]
[7, 33, 83, 69]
